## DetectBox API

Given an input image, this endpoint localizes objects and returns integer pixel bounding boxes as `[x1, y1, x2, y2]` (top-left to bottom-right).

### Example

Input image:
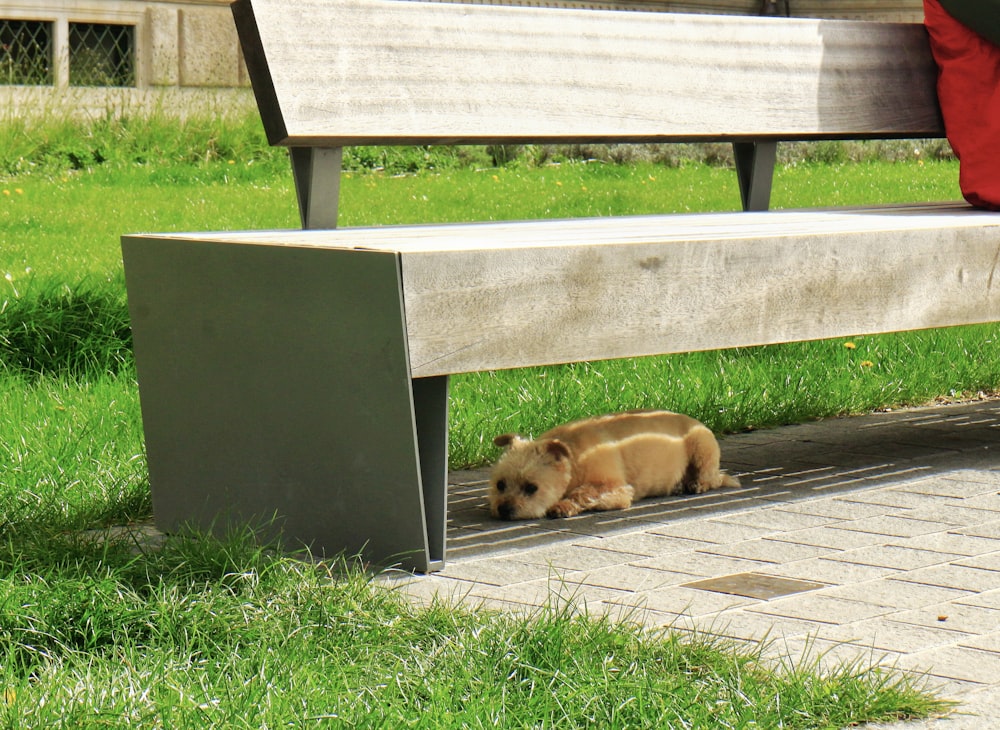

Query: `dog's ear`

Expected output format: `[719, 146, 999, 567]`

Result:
[544, 439, 571, 462]
[493, 433, 522, 449]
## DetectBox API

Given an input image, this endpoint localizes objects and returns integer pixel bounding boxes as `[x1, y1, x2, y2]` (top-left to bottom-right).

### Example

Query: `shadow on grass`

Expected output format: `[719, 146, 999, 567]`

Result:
[1, 275, 133, 379]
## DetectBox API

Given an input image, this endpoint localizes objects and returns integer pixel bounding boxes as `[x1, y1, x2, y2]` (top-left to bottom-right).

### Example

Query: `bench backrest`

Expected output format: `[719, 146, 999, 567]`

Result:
[231, 0, 945, 224]
[232, 0, 943, 147]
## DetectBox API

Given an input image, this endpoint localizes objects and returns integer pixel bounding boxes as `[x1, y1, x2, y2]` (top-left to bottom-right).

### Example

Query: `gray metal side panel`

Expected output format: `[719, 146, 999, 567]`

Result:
[122, 236, 433, 571]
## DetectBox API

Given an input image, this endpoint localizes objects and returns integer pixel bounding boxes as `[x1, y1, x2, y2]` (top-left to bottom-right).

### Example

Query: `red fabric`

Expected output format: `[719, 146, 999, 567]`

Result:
[924, 0, 1000, 210]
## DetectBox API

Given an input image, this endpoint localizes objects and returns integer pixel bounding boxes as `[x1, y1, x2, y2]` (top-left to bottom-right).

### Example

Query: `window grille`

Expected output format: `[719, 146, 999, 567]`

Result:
[69, 23, 135, 87]
[0, 19, 53, 85]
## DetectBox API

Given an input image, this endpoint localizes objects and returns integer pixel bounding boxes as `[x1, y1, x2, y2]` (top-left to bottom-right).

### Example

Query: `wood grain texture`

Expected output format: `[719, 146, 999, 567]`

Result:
[129, 202, 1000, 377]
[231, 0, 944, 146]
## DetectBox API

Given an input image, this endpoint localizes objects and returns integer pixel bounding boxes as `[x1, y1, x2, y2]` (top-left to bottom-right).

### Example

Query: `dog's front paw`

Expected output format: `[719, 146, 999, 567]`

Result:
[546, 500, 582, 519]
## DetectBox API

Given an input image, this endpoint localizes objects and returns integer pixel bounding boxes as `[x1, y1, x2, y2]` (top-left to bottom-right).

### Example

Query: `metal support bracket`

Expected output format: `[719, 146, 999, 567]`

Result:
[733, 141, 778, 212]
[290, 147, 343, 229]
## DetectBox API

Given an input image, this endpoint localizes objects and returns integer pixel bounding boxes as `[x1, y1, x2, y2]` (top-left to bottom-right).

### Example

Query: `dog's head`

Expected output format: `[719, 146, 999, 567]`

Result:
[488, 433, 572, 520]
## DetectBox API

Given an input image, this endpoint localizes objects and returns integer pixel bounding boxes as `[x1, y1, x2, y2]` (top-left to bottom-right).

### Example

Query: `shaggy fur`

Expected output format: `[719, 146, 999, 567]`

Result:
[489, 410, 739, 520]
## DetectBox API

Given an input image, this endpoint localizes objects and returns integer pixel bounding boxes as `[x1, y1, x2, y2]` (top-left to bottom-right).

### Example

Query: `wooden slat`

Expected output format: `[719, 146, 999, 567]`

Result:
[130, 203, 1000, 377]
[399, 211, 1000, 376]
[231, 0, 944, 147]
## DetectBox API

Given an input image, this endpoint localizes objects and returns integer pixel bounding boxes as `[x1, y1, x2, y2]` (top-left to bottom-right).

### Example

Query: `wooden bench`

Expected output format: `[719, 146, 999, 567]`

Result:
[121, 0, 1000, 573]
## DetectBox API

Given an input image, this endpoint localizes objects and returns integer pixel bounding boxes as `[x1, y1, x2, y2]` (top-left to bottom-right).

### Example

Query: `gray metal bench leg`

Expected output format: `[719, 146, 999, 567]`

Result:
[733, 141, 777, 212]
[122, 237, 447, 573]
[290, 147, 343, 229]
[413, 375, 449, 571]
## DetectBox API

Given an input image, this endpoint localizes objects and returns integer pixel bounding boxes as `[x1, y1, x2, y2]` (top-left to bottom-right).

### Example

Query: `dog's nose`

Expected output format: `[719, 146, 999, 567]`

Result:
[497, 503, 515, 520]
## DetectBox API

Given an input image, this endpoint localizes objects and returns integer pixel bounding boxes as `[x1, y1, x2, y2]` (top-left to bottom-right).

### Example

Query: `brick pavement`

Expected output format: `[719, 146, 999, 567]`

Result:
[385, 400, 1000, 728]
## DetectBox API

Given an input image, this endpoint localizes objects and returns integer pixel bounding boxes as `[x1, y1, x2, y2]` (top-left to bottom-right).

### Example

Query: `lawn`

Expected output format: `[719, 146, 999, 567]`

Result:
[0, 114, 975, 725]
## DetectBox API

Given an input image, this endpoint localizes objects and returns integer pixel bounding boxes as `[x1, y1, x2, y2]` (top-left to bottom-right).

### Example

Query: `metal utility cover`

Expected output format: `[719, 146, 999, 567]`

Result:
[684, 573, 827, 600]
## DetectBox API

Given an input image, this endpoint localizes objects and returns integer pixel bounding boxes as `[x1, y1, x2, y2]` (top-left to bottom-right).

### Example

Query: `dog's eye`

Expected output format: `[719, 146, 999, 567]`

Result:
[496, 479, 506, 493]
[523, 482, 538, 496]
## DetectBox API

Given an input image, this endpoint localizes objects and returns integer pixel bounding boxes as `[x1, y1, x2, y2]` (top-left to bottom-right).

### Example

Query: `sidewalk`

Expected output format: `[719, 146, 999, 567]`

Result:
[385, 399, 1000, 727]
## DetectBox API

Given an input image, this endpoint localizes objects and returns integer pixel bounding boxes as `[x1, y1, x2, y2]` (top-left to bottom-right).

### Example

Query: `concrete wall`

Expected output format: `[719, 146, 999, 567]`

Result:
[0, 0, 255, 117]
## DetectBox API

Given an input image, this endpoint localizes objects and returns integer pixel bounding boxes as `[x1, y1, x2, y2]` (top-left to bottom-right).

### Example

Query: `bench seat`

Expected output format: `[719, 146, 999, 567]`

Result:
[127, 202, 1000, 378]
[122, 201, 1000, 571]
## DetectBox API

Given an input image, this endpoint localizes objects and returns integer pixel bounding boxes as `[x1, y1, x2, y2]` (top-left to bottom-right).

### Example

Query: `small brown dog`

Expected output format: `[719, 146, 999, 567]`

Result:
[489, 410, 739, 520]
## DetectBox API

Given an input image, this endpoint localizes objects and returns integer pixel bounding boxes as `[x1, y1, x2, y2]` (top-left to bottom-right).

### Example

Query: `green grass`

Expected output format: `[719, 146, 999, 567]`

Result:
[0, 371, 146, 533]
[0, 113, 976, 726]
[0, 529, 947, 728]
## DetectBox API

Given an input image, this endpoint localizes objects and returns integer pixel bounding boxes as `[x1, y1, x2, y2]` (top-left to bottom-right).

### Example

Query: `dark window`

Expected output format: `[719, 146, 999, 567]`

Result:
[0, 19, 53, 85]
[69, 23, 135, 87]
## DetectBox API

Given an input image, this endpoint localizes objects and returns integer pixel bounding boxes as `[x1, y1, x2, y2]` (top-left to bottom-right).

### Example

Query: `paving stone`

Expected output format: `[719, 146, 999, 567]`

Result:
[588, 531, 712, 557]
[724, 430, 797, 447]
[448, 469, 489, 486]
[519, 543, 647, 571]
[590, 501, 702, 528]
[687, 608, 820, 645]
[753, 488, 806, 505]
[779, 497, 909, 520]
[791, 464, 928, 490]
[394, 576, 481, 607]
[829, 544, 962, 570]
[828, 440, 955, 461]
[620, 585, 760, 617]
[445, 524, 579, 560]
[470, 578, 634, 612]
[896, 565, 1000, 593]
[958, 632, 1000, 654]
[435, 558, 559, 587]
[635, 551, 772, 578]
[715, 507, 839, 532]
[768, 525, 888, 551]
[700, 538, 835, 564]
[910, 685, 1000, 730]
[905, 504, 1000, 528]
[647, 519, 771, 544]
[587, 602, 693, 632]
[819, 616, 974, 654]
[760, 464, 841, 483]
[955, 589, 1000, 611]
[898, 478, 1000, 499]
[836, 486, 960, 510]
[530, 513, 637, 539]
[938, 469, 1000, 488]
[747, 594, 898, 625]
[834, 514, 956, 538]
[734, 466, 804, 486]
[576, 563, 694, 592]
[953, 521, 1000, 540]
[466, 596, 551, 617]
[669, 494, 768, 519]
[767, 557, 897, 585]
[962, 492, 1000, 512]
[955, 552, 1000, 571]
[618, 606, 701, 632]
[826, 579, 971, 610]
[893, 603, 1000, 635]
[758, 634, 902, 675]
[895, 646, 1000, 684]
[891, 532, 1000, 558]
[895, 431, 996, 453]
